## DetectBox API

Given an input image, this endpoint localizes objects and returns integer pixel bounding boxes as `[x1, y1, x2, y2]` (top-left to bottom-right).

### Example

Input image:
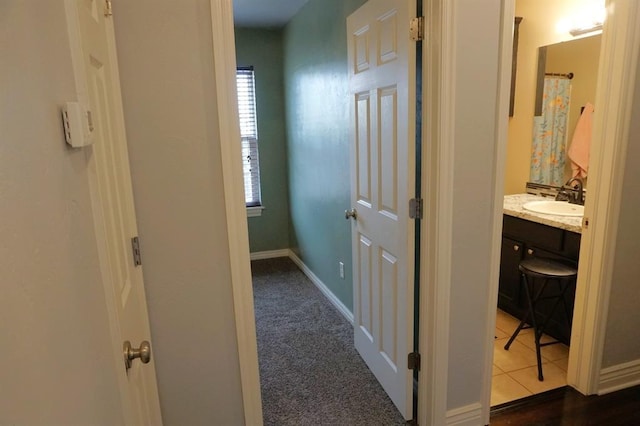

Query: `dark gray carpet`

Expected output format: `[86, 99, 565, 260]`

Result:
[251, 257, 406, 426]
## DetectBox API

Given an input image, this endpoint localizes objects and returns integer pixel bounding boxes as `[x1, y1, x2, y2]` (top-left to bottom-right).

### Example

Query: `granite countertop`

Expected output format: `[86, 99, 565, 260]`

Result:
[503, 194, 583, 234]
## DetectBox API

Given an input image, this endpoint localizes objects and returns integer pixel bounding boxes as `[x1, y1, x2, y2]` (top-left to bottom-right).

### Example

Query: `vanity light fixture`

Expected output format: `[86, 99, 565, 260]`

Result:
[557, 1, 606, 37]
[569, 23, 603, 37]
[569, 1, 606, 37]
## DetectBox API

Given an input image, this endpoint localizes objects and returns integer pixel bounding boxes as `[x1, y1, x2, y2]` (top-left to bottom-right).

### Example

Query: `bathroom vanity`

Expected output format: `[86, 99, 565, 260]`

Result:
[499, 194, 582, 344]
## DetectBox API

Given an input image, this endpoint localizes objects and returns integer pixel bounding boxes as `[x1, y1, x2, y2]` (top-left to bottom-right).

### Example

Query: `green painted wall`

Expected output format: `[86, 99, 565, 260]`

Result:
[235, 28, 290, 253]
[283, 0, 366, 311]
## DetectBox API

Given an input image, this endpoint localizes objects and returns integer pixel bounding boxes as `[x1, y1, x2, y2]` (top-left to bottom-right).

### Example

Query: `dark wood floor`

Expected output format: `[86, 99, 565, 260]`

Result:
[490, 385, 640, 425]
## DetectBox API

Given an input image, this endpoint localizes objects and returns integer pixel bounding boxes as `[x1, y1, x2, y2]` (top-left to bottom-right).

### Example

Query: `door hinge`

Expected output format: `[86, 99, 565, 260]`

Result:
[104, 0, 113, 17]
[409, 16, 424, 42]
[408, 351, 421, 371]
[409, 198, 423, 219]
[131, 236, 142, 267]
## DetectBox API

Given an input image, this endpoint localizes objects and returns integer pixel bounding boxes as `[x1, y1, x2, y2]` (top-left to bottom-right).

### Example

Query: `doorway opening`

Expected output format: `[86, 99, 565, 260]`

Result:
[232, 0, 421, 422]
[491, 0, 603, 408]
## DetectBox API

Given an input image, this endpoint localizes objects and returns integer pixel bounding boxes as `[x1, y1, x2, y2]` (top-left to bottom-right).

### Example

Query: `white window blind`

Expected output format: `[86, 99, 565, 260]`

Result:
[236, 67, 262, 207]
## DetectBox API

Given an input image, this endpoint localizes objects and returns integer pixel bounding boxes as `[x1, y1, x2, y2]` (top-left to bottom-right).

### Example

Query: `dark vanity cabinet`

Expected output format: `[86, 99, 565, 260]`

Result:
[498, 215, 581, 344]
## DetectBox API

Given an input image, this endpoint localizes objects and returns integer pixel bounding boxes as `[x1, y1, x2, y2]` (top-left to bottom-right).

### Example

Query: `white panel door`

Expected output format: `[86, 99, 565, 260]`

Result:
[347, 0, 416, 419]
[65, 1, 162, 424]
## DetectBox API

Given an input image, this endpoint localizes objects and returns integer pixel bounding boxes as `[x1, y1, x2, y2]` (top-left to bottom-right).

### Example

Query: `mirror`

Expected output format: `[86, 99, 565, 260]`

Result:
[529, 34, 602, 187]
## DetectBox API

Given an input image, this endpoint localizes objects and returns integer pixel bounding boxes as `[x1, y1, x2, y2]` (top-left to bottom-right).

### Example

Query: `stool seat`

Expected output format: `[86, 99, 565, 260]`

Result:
[519, 257, 577, 278]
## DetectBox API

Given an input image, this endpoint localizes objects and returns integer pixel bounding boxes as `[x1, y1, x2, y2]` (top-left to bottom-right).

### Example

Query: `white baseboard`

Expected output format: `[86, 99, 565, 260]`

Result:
[288, 251, 354, 324]
[599, 359, 640, 395]
[446, 403, 482, 426]
[249, 249, 291, 261]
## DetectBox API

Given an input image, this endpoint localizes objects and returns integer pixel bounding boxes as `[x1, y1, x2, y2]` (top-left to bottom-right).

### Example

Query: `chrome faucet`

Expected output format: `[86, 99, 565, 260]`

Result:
[556, 177, 584, 205]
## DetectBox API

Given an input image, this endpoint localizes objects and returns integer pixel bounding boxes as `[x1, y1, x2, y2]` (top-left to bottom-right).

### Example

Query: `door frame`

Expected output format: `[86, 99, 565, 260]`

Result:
[417, 1, 454, 424]
[209, 1, 264, 425]
[564, 1, 640, 396]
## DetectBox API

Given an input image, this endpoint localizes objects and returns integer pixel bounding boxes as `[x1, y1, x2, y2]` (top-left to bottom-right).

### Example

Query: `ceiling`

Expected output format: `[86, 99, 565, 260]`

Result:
[232, 0, 311, 27]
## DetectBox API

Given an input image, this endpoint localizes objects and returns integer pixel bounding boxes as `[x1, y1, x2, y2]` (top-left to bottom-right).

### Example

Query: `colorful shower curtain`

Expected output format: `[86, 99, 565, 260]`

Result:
[529, 77, 571, 186]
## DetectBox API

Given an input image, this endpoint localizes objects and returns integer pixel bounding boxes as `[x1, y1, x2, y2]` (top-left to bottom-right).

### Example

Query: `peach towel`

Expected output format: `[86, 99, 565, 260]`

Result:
[568, 103, 594, 179]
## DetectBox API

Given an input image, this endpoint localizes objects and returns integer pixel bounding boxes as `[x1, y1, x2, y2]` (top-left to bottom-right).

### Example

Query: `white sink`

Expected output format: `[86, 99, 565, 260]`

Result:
[522, 200, 584, 217]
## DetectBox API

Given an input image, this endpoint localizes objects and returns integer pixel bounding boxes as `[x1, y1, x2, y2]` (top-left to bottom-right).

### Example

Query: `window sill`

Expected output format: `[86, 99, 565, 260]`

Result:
[247, 206, 264, 218]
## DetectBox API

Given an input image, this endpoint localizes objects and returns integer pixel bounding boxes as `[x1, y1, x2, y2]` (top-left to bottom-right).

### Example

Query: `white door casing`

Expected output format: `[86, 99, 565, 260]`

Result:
[347, 0, 416, 419]
[64, 1, 162, 424]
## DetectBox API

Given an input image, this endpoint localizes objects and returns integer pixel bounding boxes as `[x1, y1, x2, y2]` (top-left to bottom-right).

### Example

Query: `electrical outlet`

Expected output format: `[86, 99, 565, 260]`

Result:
[339, 262, 345, 279]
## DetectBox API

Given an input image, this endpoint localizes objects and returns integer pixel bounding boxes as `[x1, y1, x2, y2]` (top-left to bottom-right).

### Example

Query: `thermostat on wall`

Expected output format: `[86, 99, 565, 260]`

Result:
[62, 102, 94, 148]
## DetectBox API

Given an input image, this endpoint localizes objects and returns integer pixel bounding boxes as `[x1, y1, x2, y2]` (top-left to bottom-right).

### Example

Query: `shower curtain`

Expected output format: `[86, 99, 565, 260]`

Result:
[529, 77, 571, 187]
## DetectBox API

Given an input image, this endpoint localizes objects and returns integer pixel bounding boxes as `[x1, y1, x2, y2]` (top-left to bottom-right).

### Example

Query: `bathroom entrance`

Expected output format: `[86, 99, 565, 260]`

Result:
[492, 0, 607, 408]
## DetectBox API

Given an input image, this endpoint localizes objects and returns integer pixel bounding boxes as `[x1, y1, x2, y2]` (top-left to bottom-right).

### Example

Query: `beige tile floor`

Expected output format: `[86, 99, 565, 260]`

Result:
[491, 309, 570, 406]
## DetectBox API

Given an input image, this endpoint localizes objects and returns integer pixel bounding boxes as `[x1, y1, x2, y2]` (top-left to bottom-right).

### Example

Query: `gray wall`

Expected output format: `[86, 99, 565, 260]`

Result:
[113, 1, 245, 424]
[602, 44, 640, 368]
[0, 2, 122, 423]
[235, 28, 290, 253]
[446, 0, 504, 410]
[283, 0, 366, 310]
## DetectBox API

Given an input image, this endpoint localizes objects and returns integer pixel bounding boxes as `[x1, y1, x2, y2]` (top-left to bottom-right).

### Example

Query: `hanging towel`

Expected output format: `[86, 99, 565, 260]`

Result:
[568, 102, 594, 179]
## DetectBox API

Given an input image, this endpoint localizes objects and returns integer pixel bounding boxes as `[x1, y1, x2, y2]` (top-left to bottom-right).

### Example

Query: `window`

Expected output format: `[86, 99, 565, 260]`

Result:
[236, 67, 262, 210]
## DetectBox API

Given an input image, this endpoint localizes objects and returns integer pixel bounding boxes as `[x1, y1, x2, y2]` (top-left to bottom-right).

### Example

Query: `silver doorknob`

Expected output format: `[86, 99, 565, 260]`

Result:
[123, 340, 151, 371]
[345, 208, 357, 220]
